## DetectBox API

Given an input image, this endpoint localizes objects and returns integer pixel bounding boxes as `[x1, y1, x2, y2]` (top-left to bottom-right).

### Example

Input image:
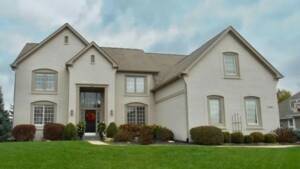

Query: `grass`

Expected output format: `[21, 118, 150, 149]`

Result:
[0, 141, 299, 169]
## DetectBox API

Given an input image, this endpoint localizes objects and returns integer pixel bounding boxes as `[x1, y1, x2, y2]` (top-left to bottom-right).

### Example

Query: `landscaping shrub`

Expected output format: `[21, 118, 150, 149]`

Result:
[77, 121, 85, 140]
[223, 132, 231, 143]
[244, 135, 254, 144]
[157, 127, 174, 141]
[63, 123, 77, 140]
[190, 126, 224, 145]
[294, 129, 300, 141]
[119, 124, 141, 137]
[97, 122, 106, 140]
[12, 124, 36, 141]
[230, 132, 244, 144]
[264, 133, 277, 143]
[43, 123, 65, 140]
[114, 129, 133, 142]
[250, 132, 264, 143]
[139, 126, 154, 145]
[106, 122, 118, 138]
[274, 128, 297, 143]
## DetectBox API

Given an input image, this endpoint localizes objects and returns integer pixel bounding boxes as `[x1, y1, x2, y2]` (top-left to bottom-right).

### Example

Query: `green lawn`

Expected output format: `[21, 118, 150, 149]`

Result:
[0, 141, 299, 169]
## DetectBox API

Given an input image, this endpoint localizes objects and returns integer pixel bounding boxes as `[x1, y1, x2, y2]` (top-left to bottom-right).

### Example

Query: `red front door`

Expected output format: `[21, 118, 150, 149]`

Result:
[85, 110, 96, 132]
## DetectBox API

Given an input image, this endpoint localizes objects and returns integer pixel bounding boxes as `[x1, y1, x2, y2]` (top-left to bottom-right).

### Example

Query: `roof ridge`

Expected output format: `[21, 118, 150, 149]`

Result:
[101, 46, 144, 52]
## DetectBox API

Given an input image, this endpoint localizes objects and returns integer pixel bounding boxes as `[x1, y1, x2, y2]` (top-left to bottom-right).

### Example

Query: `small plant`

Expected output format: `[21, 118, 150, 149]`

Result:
[244, 135, 254, 144]
[250, 132, 264, 143]
[223, 132, 231, 143]
[12, 124, 36, 141]
[274, 128, 297, 143]
[139, 126, 154, 145]
[63, 123, 77, 140]
[114, 130, 133, 142]
[230, 132, 244, 144]
[97, 122, 106, 140]
[106, 122, 118, 138]
[264, 133, 277, 143]
[190, 126, 224, 145]
[43, 123, 65, 140]
[77, 121, 85, 140]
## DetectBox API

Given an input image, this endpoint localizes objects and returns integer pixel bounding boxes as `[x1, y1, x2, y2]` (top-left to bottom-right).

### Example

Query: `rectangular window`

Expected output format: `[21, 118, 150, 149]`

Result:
[224, 52, 239, 76]
[127, 105, 146, 125]
[64, 36, 69, 44]
[33, 103, 55, 125]
[288, 118, 295, 129]
[245, 97, 260, 126]
[208, 96, 224, 125]
[126, 76, 146, 94]
[33, 71, 57, 92]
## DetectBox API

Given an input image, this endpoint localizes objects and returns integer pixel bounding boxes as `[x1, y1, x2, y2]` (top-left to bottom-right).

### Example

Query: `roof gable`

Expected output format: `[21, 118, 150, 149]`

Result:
[11, 23, 89, 69]
[66, 42, 118, 68]
[153, 26, 283, 91]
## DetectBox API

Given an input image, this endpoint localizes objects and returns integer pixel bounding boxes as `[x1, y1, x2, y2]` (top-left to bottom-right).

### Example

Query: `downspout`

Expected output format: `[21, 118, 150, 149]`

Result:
[183, 76, 190, 143]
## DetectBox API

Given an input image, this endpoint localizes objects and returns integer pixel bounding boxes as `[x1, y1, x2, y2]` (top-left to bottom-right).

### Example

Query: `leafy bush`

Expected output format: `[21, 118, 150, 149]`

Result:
[157, 127, 174, 141]
[77, 121, 85, 139]
[63, 123, 77, 140]
[114, 129, 133, 142]
[139, 126, 154, 145]
[43, 123, 65, 140]
[97, 122, 106, 140]
[119, 124, 141, 137]
[230, 132, 244, 144]
[223, 132, 231, 143]
[250, 132, 264, 143]
[294, 129, 300, 141]
[190, 126, 224, 145]
[0, 110, 11, 141]
[106, 122, 118, 138]
[12, 124, 36, 141]
[244, 135, 254, 144]
[264, 133, 277, 143]
[274, 128, 297, 143]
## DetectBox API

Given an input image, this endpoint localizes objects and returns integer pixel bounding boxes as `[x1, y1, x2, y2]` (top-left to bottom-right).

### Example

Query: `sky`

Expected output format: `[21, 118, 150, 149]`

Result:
[0, 0, 300, 109]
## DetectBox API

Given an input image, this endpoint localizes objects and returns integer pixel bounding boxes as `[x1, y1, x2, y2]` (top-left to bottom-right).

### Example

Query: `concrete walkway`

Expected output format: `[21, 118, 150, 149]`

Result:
[87, 140, 109, 145]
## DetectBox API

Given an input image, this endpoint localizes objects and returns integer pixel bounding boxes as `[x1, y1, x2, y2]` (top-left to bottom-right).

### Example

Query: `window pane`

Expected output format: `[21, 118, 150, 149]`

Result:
[245, 99, 258, 124]
[34, 72, 56, 91]
[35, 74, 45, 90]
[209, 99, 221, 124]
[127, 106, 136, 124]
[45, 74, 56, 91]
[126, 77, 135, 93]
[33, 105, 43, 125]
[136, 106, 145, 124]
[44, 105, 54, 124]
[136, 77, 145, 93]
[224, 54, 237, 75]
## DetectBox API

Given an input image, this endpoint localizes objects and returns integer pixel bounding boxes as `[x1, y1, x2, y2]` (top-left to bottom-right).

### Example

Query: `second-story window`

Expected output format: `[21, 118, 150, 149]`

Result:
[91, 55, 95, 64]
[64, 36, 69, 44]
[223, 52, 239, 77]
[126, 76, 146, 94]
[33, 69, 58, 93]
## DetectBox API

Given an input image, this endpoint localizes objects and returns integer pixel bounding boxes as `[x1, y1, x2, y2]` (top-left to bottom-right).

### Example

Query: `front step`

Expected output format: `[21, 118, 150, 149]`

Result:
[83, 135, 100, 140]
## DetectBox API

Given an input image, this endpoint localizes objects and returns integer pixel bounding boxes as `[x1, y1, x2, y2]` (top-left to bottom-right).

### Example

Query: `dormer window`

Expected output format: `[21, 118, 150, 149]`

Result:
[91, 55, 95, 64]
[64, 36, 69, 44]
[290, 99, 300, 112]
[223, 52, 239, 77]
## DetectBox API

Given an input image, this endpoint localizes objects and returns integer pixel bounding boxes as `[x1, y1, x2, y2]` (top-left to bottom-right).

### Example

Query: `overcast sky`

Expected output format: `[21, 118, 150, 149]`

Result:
[0, 0, 300, 109]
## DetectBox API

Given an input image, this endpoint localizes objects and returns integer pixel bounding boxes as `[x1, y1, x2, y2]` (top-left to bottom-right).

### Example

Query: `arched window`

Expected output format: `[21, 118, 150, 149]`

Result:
[223, 52, 239, 77]
[207, 95, 225, 125]
[64, 36, 69, 44]
[126, 103, 147, 125]
[32, 101, 56, 125]
[32, 69, 58, 93]
[244, 96, 261, 126]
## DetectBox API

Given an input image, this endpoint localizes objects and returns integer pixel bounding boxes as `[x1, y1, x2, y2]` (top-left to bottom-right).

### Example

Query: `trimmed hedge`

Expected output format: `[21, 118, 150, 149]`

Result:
[190, 126, 224, 145]
[223, 132, 231, 143]
[63, 123, 77, 140]
[250, 132, 264, 143]
[106, 122, 118, 138]
[119, 124, 141, 137]
[12, 124, 36, 141]
[274, 128, 297, 143]
[230, 132, 244, 144]
[264, 133, 277, 143]
[244, 135, 254, 143]
[139, 126, 154, 145]
[43, 123, 65, 140]
[114, 130, 132, 142]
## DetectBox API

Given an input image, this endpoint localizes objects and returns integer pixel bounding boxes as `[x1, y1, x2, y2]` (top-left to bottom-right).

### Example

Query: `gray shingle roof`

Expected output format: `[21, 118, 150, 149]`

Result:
[279, 92, 300, 119]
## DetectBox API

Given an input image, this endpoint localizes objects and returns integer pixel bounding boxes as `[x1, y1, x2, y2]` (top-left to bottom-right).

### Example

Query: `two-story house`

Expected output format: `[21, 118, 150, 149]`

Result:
[11, 23, 283, 141]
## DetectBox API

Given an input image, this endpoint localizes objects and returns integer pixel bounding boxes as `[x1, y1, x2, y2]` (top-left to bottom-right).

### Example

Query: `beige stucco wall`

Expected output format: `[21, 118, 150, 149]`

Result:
[184, 33, 280, 134]
[68, 47, 116, 124]
[154, 79, 187, 141]
[13, 29, 86, 137]
[115, 73, 156, 125]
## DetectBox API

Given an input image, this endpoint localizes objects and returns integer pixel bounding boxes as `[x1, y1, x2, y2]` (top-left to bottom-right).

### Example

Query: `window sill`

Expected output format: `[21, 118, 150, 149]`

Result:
[224, 76, 241, 80]
[32, 91, 57, 95]
[124, 93, 149, 97]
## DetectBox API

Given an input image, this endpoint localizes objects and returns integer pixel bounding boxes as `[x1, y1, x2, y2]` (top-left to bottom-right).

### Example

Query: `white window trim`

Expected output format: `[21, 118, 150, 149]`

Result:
[207, 95, 225, 126]
[32, 69, 58, 94]
[32, 102, 56, 126]
[288, 118, 296, 129]
[125, 75, 147, 95]
[126, 103, 147, 125]
[244, 96, 262, 127]
[223, 52, 240, 78]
